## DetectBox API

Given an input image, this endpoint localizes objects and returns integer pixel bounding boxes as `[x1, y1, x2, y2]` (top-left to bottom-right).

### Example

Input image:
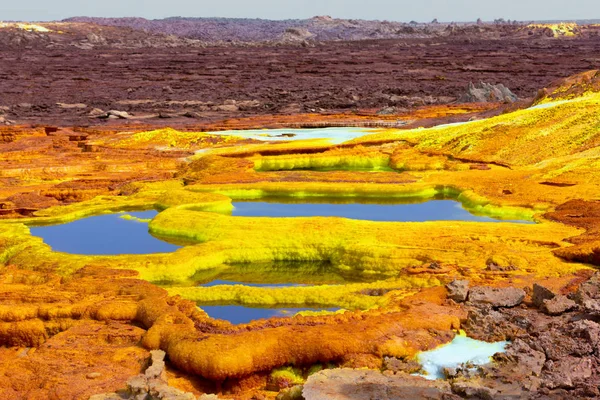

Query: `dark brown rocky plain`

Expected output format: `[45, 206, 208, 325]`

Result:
[1, 21, 600, 126]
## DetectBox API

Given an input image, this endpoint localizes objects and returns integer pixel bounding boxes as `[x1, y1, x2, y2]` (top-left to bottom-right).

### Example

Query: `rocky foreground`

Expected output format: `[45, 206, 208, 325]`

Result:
[301, 274, 600, 399]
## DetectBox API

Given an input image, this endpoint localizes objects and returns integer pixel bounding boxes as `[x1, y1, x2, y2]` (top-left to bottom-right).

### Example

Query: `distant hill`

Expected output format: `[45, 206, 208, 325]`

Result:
[63, 16, 525, 43]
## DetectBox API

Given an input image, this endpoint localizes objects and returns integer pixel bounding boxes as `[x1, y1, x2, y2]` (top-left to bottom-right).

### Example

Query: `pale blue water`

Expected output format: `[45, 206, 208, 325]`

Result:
[232, 200, 531, 223]
[207, 127, 379, 144]
[29, 210, 180, 255]
[416, 335, 509, 380]
[199, 305, 339, 324]
[29, 200, 530, 255]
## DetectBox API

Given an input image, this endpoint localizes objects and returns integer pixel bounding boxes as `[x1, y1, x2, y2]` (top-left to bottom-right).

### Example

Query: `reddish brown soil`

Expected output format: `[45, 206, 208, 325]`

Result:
[2, 38, 599, 126]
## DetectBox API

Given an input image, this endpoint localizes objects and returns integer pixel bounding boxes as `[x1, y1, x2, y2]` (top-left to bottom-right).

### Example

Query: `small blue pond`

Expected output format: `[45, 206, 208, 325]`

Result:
[232, 200, 530, 223]
[199, 305, 339, 324]
[29, 210, 180, 255]
[28, 200, 530, 255]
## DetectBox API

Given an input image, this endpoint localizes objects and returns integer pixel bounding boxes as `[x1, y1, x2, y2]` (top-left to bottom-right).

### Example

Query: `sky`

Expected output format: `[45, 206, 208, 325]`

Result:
[3, 0, 600, 22]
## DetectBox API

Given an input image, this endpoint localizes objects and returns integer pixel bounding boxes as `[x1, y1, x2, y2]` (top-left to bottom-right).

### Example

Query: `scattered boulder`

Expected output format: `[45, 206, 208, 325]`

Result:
[0, 116, 14, 125]
[105, 110, 131, 119]
[451, 381, 496, 399]
[446, 280, 469, 302]
[377, 106, 397, 115]
[542, 357, 593, 390]
[56, 102, 87, 109]
[459, 82, 518, 103]
[505, 338, 546, 376]
[382, 357, 422, 374]
[86, 32, 107, 45]
[573, 273, 600, 303]
[88, 108, 106, 117]
[237, 100, 262, 110]
[532, 283, 555, 307]
[182, 111, 202, 118]
[468, 286, 525, 307]
[541, 295, 577, 315]
[214, 104, 239, 112]
[571, 319, 600, 348]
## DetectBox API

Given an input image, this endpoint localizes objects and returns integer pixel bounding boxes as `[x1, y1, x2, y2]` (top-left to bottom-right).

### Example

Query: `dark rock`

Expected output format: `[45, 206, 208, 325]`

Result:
[506, 339, 546, 376]
[451, 382, 496, 399]
[182, 111, 202, 118]
[462, 304, 522, 342]
[56, 102, 87, 109]
[88, 108, 106, 117]
[542, 357, 593, 389]
[571, 320, 600, 351]
[573, 273, 600, 303]
[446, 280, 469, 302]
[541, 295, 576, 315]
[382, 356, 422, 374]
[538, 330, 593, 361]
[582, 299, 600, 314]
[532, 283, 555, 307]
[468, 286, 525, 307]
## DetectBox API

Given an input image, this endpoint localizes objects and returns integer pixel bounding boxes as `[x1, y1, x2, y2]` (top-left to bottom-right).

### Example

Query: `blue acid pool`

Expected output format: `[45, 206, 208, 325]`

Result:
[231, 200, 531, 223]
[199, 305, 339, 324]
[29, 210, 180, 255]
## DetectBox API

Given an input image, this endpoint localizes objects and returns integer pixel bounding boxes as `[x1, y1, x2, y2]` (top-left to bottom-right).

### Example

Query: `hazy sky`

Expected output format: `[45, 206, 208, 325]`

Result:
[4, 0, 600, 22]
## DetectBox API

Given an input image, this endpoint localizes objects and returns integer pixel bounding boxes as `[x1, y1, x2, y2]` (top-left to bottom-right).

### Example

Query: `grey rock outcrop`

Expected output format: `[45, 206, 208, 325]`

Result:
[459, 82, 518, 103]
[89, 350, 210, 400]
